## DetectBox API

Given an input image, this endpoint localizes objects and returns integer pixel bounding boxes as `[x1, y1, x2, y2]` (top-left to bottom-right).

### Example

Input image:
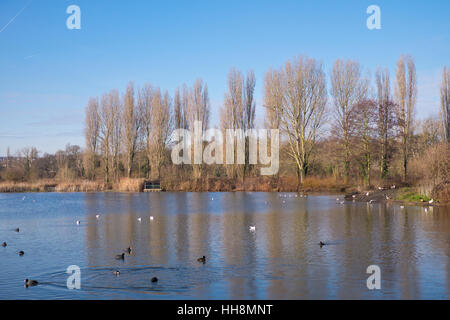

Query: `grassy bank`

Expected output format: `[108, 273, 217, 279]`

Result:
[395, 187, 432, 203]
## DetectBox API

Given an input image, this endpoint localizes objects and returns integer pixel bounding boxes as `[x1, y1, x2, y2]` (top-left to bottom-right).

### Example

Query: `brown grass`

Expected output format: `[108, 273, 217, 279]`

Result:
[113, 178, 145, 192]
[54, 180, 108, 192]
[161, 175, 346, 192]
[0, 175, 370, 194]
[0, 180, 56, 192]
[0, 180, 108, 193]
[432, 182, 450, 204]
[300, 176, 347, 192]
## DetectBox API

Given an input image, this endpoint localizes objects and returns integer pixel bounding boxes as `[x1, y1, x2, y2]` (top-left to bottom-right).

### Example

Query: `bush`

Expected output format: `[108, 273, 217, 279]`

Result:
[2, 168, 25, 182]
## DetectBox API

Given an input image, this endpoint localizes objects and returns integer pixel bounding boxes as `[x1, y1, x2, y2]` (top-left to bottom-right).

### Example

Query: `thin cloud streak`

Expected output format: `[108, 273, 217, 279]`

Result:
[0, 0, 33, 34]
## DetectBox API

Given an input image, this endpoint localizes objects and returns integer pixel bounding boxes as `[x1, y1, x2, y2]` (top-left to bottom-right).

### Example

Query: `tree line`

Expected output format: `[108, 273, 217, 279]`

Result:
[1, 55, 449, 193]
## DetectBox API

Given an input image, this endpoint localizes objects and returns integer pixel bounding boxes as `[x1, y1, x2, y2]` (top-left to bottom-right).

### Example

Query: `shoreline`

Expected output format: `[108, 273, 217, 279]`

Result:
[0, 179, 447, 206]
[0, 177, 348, 194]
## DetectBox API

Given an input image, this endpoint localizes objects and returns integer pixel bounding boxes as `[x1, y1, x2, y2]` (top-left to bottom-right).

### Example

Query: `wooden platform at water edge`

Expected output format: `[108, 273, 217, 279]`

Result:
[143, 181, 162, 192]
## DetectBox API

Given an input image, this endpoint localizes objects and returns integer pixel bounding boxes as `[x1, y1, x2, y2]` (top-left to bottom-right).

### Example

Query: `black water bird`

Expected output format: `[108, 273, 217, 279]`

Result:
[1, 242, 6, 247]
[319, 241, 326, 247]
[113, 270, 120, 276]
[19, 250, 24, 256]
[125, 247, 132, 254]
[197, 256, 206, 263]
[151, 277, 158, 283]
[24, 279, 38, 287]
[14, 228, 19, 232]
[115, 253, 125, 260]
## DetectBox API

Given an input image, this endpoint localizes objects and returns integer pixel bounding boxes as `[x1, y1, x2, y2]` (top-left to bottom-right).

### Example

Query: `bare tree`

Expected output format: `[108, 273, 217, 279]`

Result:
[351, 99, 377, 186]
[174, 86, 187, 130]
[150, 88, 172, 179]
[419, 116, 441, 150]
[122, 81, 140, 178]
[441, 66, 450, 143]
[395, 55, 417, 181]
[99, 90, 120, 183]
[243, 70, 256, 177]
[220, 69, 256, 178]
[186, 79, 210, 178]
[20, 147, 39, 180]
[266, 55, 327, 186]
[264, 68, 282, 129]
[112, 95, 121, 182]
[186, 79, 210, 132]
[6, 147, 10, 169]
[137, 84, 154, 178]
[376, 68, 396, 180]
[84, 97, 100, 179]
[220, 69, 244, 178]
[330, 59, 368, 183]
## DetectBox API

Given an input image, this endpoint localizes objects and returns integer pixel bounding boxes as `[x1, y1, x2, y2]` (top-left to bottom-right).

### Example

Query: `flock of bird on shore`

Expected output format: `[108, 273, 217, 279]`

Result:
[2, 190, 434, 289]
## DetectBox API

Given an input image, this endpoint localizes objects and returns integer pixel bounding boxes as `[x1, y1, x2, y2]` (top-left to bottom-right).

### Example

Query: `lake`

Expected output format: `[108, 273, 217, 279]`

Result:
[0, 192, 448, 299]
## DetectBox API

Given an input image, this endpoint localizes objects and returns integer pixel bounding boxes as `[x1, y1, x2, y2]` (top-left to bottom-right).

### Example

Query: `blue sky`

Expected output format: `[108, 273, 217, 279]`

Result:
[0, 0, 449, 156]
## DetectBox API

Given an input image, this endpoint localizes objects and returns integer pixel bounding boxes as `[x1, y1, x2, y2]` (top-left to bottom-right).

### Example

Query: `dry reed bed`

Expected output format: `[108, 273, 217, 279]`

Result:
[0, 178, 447, 204]
[0, 180, 107, 193]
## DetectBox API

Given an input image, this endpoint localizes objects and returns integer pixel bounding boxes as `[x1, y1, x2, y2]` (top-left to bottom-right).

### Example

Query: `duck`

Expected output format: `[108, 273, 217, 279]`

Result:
[400, 205, 405, 209]
[76, 220, 80, 225]
[14, 228, 19, 232]
[249, 226, 256, 232]
[429, 199, 434, 204]
[95, 214, 100, 219]
[113, 270, 120, 276]
[115, 253, 125, 260]
[151, 277, 158, 283]
[1, 242, 6, 247]
[319, 241, 326, 247]
[197, 256, 206, 263]
[24, 279, 38, 287]
[149, 216, 154, 221]
[125, 247, 132, 254]
[137, 217, 142, 222]
[19, 250, 24, 256]
[369, 199, 375, 204]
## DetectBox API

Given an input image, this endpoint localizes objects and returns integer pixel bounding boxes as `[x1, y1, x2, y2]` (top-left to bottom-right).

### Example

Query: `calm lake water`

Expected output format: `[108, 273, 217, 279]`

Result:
[0, 192, 448, 300]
